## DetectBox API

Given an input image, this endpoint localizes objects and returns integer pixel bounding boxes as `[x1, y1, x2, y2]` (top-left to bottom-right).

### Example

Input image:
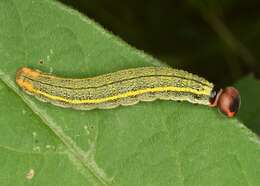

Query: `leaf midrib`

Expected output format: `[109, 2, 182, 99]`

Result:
[0, 74, 109, 186]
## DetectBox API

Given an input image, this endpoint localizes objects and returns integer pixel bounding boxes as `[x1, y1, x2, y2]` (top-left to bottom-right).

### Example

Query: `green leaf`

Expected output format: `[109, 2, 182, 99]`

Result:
[236, 76, 260, 135]
[0, 0, 260, 185]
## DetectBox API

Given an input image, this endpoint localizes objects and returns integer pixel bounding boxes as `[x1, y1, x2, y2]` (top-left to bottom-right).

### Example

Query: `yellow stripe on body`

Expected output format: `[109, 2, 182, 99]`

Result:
[31, 86, 211, 104]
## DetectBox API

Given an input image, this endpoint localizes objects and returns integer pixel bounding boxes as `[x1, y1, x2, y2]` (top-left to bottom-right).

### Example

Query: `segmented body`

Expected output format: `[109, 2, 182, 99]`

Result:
[16, 67, 214, 110]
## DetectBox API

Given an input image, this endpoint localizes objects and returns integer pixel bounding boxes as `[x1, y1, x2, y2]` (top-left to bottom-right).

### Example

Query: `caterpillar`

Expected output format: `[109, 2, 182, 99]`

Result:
[16, 67, 240, 117]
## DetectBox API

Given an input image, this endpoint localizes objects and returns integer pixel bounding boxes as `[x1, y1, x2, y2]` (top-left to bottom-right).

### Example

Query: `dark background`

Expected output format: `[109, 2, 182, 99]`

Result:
[58, 0, 260, 87]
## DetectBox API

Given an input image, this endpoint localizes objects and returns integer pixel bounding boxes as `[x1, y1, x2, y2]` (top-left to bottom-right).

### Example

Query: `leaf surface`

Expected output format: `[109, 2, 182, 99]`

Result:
[0, 0, 260, 185]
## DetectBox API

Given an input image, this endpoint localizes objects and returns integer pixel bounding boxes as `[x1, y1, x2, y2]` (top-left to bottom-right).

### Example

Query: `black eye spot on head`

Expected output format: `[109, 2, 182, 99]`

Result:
[217, 87, 241, 117]
[230, 95, 240, 113]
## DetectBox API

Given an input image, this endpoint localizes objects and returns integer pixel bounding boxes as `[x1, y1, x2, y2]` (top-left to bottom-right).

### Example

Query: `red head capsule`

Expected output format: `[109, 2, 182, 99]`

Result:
[209, 86, 241, 117]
